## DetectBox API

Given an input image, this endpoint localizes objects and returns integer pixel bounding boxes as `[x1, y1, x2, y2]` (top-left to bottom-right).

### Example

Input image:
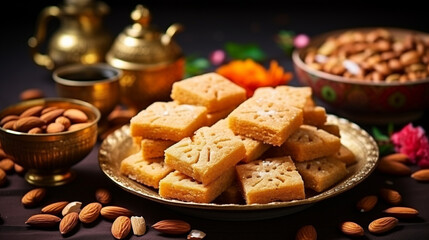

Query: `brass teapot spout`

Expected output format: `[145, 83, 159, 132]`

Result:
[162, 23, 184, 45]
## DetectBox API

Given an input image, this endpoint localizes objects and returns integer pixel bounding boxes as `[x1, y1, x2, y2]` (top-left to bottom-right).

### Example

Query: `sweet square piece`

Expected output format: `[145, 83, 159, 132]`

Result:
[253, 85, 313, 109]
[295, 156, 348, 192]
[214, 180, 244, 204]
[130, 101, 207, 141]
[236, 156, 305, 204]
[212, 119, 270, 163]
[170, 72, 247, 113]
[206, 105, 237, 126]
[164, 125, 246, 185]
[159, 168, 236, 203]
[120, 151, 173, 189]
[332, 144, 357, 166]
[282, 125, 341, 162]
[228, 97, 303, 146]
[141, 138, 175, 159]
[303, 106, 327, 127]
[319, 123, 341, 137]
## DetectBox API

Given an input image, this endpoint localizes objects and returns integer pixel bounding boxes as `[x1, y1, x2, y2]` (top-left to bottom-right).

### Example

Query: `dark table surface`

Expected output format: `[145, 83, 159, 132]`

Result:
[1, 1, 428, 239]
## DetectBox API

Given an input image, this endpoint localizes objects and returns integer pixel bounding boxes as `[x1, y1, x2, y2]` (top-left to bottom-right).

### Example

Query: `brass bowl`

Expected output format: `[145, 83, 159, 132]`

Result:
[52, 63, 121, 119]
[0, 98, 100, 186]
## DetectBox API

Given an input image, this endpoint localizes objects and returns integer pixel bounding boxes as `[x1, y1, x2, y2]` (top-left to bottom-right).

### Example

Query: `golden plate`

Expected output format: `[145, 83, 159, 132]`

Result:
[98, 114, 379, 220]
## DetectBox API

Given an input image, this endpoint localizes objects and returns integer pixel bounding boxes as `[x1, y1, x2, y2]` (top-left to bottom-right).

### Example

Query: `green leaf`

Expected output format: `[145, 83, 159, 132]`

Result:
[224, 42, 266, 61]
[185, 56, 210, 78]
[276, 30, 295, 55]
[372, 126, 390, 142]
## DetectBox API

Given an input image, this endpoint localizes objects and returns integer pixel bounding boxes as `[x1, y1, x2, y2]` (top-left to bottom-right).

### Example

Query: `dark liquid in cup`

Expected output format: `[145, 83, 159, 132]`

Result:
[60, 68, 117, 81]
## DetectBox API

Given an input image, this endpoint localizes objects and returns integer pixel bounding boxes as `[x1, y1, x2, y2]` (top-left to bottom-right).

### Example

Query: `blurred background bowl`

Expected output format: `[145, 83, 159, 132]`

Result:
[292, 27, 429, 124]
[0, 98, 100, 186]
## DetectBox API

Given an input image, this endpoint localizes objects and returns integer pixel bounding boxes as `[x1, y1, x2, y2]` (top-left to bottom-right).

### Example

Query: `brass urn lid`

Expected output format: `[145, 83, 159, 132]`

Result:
[106, 4, 184, 70]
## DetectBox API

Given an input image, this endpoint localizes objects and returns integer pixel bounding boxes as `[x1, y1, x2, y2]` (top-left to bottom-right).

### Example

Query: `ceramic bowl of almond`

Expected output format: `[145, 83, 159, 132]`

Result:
[292, 27, 429, 124]
[0, 98, 100, 186]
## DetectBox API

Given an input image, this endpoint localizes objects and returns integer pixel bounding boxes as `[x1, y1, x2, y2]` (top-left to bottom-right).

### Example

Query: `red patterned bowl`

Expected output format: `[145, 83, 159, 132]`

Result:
[292, 27, 429, 124]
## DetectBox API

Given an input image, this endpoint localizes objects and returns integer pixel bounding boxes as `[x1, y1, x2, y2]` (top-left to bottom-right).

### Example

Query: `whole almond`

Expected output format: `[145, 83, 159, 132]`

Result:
[383, 206, 419, 218]
[63, 109, 88, 123]
[46, 122, 65, 133]
[0, 148, 6, 159]
[28, 127, 43, 134]
[368, 216, 398, 234]
[0, 115, 19, 126]
[40, 108, 65, 123]
[356, 195, 378, 212]
[25, 214, 61, 228]
[14, 116, 46, 132]
[0, 168, 7, 186]
[0, 158, 14, 172]
[95, 188, 112, 205]
[14, 163, 25, 175]
[62, 201, 82, 216]
[295, 225, 317, 240]
[111, 216, 131, 240]
[340, 221, 364, 237]
[22, 188, 47, 207]
[79, 202, 102, 224]
[41, 201, 69, 215]
[411, 169, 429, 182]
[68, 123, 91, 132]
[19, 105, 44, 118]
[2, 120, 17, 129]
[130, 216, 146, 236]
[20, 88, 44, 101]
[59, 212, 79, 235]
[379, 188, 402, 205]
[55, 116, 71, 130]
[152, 219, 191, 235]
[101, 206, 133, 220]
[380, 153, 409, 163]
[377, 159, 411, 176]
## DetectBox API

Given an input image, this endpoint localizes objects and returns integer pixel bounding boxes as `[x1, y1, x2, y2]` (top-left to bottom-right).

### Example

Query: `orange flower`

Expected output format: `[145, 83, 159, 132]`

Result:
[216, 59, 293, 97]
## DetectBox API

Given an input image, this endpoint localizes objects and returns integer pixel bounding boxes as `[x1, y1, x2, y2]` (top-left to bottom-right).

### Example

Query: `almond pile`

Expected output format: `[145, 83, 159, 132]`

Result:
[0, 104, 91, 134]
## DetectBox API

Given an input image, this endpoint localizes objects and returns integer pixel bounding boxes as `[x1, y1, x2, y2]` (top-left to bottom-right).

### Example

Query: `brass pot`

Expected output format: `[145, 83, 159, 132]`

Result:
[106, 4, 185, 112]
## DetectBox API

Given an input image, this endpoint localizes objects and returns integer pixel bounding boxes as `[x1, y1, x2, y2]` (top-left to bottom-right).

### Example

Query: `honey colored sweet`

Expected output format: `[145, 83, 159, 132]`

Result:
[159, 168, 236, 203]
[170, 72, 247, 113]
[129, 101, 207, 141]
[295, 156, 348, 192]
[282, 125, 341, 162]
[332, 144, 357, 166]
[140, 138, 175, 159]
[164, 125, 246, 185]
[252, 85, 313, 109]
[236, 156, 305, 204]
[228, 96, 303, 146]
[303, 106, 327, 127]
[120, 151, 173, 189]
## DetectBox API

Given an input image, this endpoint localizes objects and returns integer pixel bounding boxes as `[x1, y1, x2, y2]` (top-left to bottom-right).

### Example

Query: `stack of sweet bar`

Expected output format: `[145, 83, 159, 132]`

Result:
[120, 72, 357, 205]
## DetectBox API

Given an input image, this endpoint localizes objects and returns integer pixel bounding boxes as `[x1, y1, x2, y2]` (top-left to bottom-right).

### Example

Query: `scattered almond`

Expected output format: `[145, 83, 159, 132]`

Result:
[152, 219, 191, 235]
[295, 225, 317, 240]
[340, 221, 364, 237]
[100, 206, 133, 220]
[40, 108, 65, 123]
[379, 188, 402, 205]
[383, 206, 419, 218]
[25, 214, 61, 228]
[380, 153, 409, 163]
[68, 123, 91, 131]
[0, 158, 14, 172]
[377, 159, 411, 176]
[19, 88, 45, 101]
[0, 168, 7, 186]
[46, 122, 65, 133]
[13, 116, 46, 132]
[111, 216, 131, 240]
[130, 216, 146, 236]
[63, 109, 88, 123]
[95, 188, 112, 205]
[62, 201, 82, 216]
[14, 163, 25, 175]
[59, 212, 79, 235]
[356, 195, 378, 212]
[0, 115, 19, 126]
[368, 216, 398, 234]
[187, 229, 206, 240]
[19, 105, 44, 118]
[22, 188, 46, 207]
[41, 201, 69, 215]
[411, 169, 429, 182]
[79, 202, 102, 224]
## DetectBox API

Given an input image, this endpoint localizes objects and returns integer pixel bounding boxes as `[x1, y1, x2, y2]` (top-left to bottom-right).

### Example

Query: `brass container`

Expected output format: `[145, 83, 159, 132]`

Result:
[106, 4, 185, 112]
[28, 0, 112, 70]
[0, 98, 100, 186]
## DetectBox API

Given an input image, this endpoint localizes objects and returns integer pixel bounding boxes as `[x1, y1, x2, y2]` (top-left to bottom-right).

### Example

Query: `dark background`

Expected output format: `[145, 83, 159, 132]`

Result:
[1, 1, 429, 239]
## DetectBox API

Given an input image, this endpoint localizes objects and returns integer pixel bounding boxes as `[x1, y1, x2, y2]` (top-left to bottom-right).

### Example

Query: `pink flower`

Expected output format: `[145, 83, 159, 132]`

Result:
[293, 34, 310, 49]
[209, 49, 226, 66]
[390, 123, 429, 168]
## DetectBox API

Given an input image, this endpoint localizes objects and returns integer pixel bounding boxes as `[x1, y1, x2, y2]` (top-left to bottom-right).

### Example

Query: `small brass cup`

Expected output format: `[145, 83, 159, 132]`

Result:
[0, 98, 100, 186]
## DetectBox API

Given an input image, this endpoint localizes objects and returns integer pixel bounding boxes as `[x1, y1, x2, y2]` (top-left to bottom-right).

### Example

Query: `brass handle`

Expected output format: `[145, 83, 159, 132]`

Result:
[28, 6, 61, 70]
[162, 23, 184, 45]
